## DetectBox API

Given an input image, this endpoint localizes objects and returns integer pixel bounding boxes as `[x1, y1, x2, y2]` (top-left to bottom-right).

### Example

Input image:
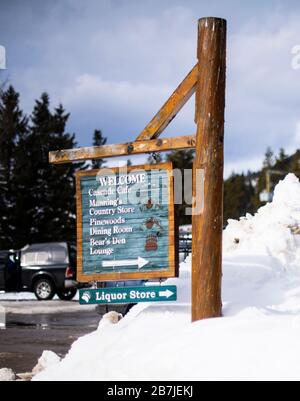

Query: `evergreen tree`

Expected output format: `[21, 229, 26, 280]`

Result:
[166, 150, 195, 170]
[0, 86, 28, 190]
[147, 153, 163, 165]
[0, 86, 28, 248]
[263, 147, 274, 169]
[250, 147, 276, 211]
[92, 129, 107, 169]
[223, 173, 255, 225]
[276, 148, 288, 163]
[166, 149, 195, 226]
[289, 150, 300, 178]
[274, 148, 288, 172]
[13, 93, 84, 247]
[0, 141, 6, 247]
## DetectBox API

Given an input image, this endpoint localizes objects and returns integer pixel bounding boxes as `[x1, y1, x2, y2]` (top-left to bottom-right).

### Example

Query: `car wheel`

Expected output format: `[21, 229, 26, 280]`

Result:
[34, 278, 56, 301]
[57, 288, 77, 301]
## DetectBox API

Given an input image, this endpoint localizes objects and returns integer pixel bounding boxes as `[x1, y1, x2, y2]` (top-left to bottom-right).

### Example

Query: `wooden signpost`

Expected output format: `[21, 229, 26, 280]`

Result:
[192, 18, 227, 321]
[49, 17, 227, 321]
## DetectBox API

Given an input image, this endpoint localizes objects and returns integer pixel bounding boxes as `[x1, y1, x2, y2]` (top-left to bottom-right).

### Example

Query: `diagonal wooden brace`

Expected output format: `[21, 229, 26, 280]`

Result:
[136, 64, 198, 141]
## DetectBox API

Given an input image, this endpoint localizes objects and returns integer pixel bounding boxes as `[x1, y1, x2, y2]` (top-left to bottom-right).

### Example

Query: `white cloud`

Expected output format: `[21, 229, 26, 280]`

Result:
[3, 1, 300, 171]
[224, 156, 263, 178]
[288, 121, 300, 152]
[62, 74, 171, 114]
[225, 13, 300, 163]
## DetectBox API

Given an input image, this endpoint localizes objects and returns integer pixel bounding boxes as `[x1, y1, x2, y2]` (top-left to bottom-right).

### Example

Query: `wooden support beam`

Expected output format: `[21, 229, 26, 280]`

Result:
[49, 135, 196, 165]
[192, 18, 227, 322]
[136, 64, 198, 141]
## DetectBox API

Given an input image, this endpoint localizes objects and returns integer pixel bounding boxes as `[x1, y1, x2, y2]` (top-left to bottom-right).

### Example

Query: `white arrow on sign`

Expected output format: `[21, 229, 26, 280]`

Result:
[102, 257, 149, 269]
[158, 289, 175, 299]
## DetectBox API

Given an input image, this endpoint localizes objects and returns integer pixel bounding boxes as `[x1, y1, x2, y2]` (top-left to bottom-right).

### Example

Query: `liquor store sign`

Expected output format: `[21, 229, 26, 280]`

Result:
[79, 285, 177, 305]
[76, 163, 176, 282]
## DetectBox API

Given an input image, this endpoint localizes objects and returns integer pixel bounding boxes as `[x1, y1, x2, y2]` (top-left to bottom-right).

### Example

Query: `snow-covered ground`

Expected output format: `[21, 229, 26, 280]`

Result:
[29, 174, 300, 380]
[0, 292, 79, 302]
[0, 292, 36, 301]
[0, 292, 81, 316]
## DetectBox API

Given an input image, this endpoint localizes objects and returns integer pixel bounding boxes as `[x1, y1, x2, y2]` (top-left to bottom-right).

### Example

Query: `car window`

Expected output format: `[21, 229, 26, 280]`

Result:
[0, 252, 7, 270]
[50, 246, 68, 264]
[22, 251, 50, 266]
[21, 243, 69, 266]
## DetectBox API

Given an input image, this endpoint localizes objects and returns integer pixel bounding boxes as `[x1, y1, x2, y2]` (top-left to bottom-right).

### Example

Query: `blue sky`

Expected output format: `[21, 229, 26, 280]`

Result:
[1, 0, 300, 175]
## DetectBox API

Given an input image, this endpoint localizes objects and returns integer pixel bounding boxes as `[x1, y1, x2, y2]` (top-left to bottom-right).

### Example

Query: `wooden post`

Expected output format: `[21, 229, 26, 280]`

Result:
[192, 17, 227, 322]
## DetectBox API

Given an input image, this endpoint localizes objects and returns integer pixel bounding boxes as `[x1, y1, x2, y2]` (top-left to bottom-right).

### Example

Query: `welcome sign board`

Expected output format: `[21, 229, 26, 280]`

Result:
[76, 163, 176, 282]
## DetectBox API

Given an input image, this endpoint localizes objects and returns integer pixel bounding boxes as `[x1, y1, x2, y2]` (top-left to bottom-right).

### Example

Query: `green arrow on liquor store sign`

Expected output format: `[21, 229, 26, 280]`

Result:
[79, 285, 177, 305]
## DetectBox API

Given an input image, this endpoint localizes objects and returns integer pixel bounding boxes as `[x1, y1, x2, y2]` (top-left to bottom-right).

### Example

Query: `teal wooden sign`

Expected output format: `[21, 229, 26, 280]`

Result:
[79, 285, 177, 305]
[76, 163, 176, 282]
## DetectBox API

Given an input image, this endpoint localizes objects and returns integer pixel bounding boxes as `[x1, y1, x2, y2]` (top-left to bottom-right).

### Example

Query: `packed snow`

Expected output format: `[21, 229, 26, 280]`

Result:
[0, 292, 80, 301]
[32, 174, 300, 380]
[0, 292, 36, 301]
[32, 351, 61, 376]
[0, 368, 15, 382]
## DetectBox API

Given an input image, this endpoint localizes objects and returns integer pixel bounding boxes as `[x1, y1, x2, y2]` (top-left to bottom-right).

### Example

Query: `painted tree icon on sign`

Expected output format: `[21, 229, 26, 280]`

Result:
[0, 46, 6, 70]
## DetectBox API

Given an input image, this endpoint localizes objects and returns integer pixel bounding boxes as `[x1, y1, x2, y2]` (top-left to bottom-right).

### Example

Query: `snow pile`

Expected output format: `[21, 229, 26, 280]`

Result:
[0, 368, 15, 382]
[224, 173, 300, 270]
[34, 174, 300, 380]
[98, 311, 123, 328]
[32, 351, 61, 376]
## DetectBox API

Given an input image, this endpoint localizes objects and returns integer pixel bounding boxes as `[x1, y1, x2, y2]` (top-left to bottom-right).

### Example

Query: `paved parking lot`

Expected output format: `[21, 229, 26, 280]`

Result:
[0, 298, 100, 374]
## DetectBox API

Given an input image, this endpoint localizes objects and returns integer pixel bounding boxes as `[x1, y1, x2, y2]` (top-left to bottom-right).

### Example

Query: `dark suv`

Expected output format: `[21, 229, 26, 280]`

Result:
[0, 242, 78, 301]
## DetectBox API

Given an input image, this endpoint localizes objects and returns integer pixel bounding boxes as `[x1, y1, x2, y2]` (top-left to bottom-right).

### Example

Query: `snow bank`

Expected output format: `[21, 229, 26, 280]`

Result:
[0, 368, 15, 382]
[0, 292, 80, 301]
[224, 173, 300, 270]
[34, 174, 300, 380]
[32, 351, 61, 376]
[0, 292, 36, 301]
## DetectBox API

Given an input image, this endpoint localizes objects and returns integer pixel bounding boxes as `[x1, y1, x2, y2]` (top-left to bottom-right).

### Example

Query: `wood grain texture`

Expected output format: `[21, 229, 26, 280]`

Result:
[135, 64, 198, 141]
[76, 163, 177, 283]
[49, 136, 196, 164]
[192, 17, 227, 322]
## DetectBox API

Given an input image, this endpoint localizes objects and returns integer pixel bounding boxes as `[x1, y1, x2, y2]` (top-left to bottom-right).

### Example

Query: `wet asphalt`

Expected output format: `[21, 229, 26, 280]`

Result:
[0, 300, 102, 374]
